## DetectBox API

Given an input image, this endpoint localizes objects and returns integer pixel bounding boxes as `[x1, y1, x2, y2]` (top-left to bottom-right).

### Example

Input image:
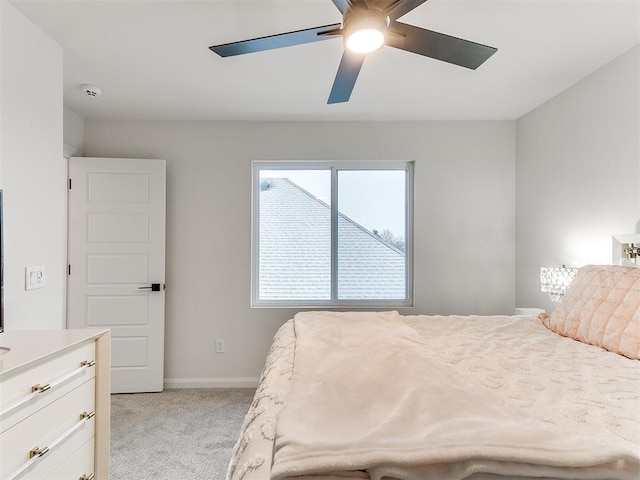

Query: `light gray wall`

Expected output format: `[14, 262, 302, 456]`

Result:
[0, 3, 66, 330]
[84, 120, 516, 384]
[63, 107, 85, 157]
[516, 45, 640, 314]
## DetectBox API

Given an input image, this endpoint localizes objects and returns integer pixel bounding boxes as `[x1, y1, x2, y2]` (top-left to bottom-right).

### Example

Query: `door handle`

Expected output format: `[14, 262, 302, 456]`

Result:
[138, 283, 165, 292]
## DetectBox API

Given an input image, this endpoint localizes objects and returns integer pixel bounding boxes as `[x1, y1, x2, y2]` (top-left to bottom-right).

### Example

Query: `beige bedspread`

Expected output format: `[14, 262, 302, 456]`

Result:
[227, 313, 640, 480]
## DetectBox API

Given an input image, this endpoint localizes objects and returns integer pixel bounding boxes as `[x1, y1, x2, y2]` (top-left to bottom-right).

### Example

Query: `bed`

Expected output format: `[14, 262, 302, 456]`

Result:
[227, 265, 640, 480]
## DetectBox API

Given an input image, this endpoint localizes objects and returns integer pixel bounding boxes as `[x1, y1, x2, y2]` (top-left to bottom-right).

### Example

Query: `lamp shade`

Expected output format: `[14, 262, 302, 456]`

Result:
[540, 266, 577, 302]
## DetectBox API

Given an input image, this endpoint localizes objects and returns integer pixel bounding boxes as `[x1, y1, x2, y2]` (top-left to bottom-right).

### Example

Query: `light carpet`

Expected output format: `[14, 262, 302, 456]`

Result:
[110, 388, 255, 480]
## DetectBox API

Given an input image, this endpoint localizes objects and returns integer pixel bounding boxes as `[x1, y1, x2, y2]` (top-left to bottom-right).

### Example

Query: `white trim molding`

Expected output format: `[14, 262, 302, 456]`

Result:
[163, 377, 259, 389]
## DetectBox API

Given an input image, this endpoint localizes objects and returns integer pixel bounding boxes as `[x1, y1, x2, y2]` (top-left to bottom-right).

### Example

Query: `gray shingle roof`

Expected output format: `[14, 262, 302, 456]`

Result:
[258, 178, 405, 301]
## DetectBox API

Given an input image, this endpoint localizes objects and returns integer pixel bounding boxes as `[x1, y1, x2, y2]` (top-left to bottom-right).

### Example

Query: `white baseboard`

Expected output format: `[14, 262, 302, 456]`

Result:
[163, 377, 259, 389]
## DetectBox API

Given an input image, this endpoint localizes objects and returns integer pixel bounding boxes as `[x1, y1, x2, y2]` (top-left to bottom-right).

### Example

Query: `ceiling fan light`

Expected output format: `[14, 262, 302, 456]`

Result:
[346, 29, 385, 54]
[343, 10, 388, 54]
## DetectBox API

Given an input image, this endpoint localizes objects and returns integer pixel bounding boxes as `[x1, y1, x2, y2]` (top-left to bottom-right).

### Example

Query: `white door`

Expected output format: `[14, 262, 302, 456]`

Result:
[67, 157, 166, 393]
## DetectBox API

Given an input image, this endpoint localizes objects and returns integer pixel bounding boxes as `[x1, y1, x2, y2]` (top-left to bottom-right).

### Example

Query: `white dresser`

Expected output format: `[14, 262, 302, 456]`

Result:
[0, 330, 110, 480]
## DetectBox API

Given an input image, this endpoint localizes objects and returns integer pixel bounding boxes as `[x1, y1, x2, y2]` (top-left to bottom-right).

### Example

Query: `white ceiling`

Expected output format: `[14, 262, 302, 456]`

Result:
[10, 0, 640, 121]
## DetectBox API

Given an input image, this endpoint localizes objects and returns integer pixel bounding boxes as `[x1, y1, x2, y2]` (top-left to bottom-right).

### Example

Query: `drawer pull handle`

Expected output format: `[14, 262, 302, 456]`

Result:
[6, 411, 95, 480]
[31, 383, 51, 393]
[80, 474, 95, 480]
[81, 410, 95, 420]
[0, 360, 96, 418]
[29, 446, 49, 458]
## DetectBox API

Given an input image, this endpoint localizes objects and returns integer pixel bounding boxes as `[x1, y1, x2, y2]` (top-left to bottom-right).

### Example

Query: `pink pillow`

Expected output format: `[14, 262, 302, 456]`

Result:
[540, 265, 640, 359]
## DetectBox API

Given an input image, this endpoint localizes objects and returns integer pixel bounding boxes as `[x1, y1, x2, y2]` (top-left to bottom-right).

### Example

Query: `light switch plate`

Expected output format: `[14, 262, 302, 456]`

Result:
[25, 266, 46, 290]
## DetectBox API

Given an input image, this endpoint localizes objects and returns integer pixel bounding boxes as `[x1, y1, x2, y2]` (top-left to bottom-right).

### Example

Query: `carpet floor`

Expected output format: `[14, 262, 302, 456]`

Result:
[110, 388, 255, 480]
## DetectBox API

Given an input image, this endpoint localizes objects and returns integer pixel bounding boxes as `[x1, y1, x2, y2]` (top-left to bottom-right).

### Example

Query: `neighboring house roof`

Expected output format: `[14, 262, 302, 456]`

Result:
[259, 178, 405, 300]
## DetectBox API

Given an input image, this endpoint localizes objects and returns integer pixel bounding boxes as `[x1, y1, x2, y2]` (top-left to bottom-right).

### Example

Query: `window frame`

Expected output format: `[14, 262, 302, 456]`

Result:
[251, 160, 414, 308]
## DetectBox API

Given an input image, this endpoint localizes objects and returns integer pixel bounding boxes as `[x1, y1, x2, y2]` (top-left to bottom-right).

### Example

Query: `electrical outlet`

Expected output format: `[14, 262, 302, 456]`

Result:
[215, 339, 225, 354]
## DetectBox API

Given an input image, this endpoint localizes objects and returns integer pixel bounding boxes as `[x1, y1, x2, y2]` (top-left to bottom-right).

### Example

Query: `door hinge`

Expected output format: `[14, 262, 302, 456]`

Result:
[68, 178, 72, 190]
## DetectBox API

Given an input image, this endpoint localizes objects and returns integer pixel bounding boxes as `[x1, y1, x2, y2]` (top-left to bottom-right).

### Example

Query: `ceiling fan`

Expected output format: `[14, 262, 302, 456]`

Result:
[209, 0, 497, 104]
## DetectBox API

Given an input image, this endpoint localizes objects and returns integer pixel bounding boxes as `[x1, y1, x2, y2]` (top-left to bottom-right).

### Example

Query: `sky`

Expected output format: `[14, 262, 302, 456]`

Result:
[260, 169, 406, 239]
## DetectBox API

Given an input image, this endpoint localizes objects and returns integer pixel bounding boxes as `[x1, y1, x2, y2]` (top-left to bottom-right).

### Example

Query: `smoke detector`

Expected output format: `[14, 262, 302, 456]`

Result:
[80, 84, 102, 98]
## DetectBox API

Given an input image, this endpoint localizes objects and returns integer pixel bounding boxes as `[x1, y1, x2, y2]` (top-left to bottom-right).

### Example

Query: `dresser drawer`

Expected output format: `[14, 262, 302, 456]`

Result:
[0, 342, 96, 433]
[1, 378, 96, 480]
[44, 438, 95, 480]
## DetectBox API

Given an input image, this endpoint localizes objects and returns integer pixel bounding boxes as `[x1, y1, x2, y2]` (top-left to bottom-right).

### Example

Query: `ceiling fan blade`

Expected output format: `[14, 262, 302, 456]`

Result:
[328, 51, 365, 104]
[210, 23, 342, 57]
[386, 0, 429, 20]
[331, 0, 352, 14]
[387, 21, 497, 69]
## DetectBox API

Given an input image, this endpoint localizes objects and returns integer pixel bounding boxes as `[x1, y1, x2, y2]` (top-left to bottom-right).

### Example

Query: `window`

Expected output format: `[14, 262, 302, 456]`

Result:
[252, 161, 413, 307]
